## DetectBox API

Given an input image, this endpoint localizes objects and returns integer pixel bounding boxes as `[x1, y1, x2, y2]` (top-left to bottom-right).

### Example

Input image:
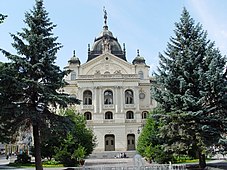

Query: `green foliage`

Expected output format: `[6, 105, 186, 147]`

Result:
[137, 109, 174, 163]
[0, 62, 17, 142]
[0, 0, 80, 168]
[53, 109, 96, 167]
[0, 0, 80, 135]
[54, 133, 78, 167]
[152, 7, 227, 168]
[72, 145, 86, 161]
[43, 160, 61, 166]
[137, 110, 161, 154]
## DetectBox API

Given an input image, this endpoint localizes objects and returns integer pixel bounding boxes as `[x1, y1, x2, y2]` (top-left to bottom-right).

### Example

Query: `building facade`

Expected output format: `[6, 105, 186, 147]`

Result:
[63, 11, 156, 152]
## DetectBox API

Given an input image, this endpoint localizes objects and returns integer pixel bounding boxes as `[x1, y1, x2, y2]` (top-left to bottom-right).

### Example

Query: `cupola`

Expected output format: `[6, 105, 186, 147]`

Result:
[68, 50, 80, 65]
[132, 49, 146, 65]
[87, 8, 126, 62]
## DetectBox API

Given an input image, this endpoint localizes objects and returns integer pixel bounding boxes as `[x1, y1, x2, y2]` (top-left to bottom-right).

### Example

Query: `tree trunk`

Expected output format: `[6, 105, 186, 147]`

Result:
[33, 124, 43, 170]
[198, 151, 206, 169]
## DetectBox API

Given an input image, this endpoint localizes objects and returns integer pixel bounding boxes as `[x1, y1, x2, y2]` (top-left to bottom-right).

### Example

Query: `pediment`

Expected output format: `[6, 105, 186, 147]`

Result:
[79, 52, 135, 75]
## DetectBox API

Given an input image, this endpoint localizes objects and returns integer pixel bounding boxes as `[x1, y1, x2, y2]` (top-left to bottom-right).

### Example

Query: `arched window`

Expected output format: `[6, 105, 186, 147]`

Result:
[71, 71, 76, 80]
[126, 111, 134, 119]
[83, 90, 92, 105]
[125, 90, 134, 104]
[105, 111, 113, 119]
[104, 90, 113, 105]
[84, 112, 92, 120]
[138, 71, 144, 80]
[142, 111, 148, 119]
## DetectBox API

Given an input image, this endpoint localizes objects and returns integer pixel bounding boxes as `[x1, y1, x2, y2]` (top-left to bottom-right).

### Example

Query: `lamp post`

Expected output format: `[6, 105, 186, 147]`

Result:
[137, 124, 144, 134]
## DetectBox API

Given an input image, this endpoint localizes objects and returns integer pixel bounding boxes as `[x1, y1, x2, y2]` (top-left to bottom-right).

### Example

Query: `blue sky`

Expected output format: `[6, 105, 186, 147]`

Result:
[0, 0, 227, 74]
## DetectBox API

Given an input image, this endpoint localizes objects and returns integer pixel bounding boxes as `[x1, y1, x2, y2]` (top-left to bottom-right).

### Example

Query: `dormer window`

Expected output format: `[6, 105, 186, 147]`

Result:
[71, 71, 76, 80]
[138, 71, 144, 80]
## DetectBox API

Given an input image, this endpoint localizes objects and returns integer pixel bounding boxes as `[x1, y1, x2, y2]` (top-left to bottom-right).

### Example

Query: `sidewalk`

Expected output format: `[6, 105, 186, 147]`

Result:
[1, 157, 227, 170]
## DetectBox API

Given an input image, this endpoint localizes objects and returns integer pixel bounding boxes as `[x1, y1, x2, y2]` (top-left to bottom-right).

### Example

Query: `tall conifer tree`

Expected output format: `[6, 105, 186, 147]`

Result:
[0, 1, 79, 169]
[153, 8, 227, 168]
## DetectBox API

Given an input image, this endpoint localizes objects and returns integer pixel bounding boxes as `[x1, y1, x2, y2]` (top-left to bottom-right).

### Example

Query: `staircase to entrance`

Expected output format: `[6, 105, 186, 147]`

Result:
[83, 151, 186, 169]
[87, 151, 137, 159]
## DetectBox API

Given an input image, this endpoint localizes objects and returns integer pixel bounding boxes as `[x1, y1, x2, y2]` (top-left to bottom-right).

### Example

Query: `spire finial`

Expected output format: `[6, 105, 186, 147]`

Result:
[88, 44, 90, 52]
[73, 50, 76, 57]
[103, 6, 107, 27]
[137, 49, 140, 56]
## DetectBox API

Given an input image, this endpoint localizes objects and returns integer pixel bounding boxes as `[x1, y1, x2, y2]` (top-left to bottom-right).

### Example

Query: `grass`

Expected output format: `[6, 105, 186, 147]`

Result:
[176, 159, 199, 164]
[8, 160, 64, 168]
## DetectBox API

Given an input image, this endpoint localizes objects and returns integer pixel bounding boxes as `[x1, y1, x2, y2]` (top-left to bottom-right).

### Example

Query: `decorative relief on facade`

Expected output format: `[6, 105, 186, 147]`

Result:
[105, 64, 109, 71]
[114, 70, 122, 74]
[95, 70, 101, 74]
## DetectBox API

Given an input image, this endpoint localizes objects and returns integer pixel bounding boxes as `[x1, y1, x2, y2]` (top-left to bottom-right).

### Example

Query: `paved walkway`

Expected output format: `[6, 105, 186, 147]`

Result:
[1, 156, 227, 170]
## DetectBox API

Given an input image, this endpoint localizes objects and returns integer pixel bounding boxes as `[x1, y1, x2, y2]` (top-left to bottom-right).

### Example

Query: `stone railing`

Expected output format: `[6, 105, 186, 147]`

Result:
[78, 74, 139, 79]
[103, 104, 114, 110]
[82, 105, 94, 110]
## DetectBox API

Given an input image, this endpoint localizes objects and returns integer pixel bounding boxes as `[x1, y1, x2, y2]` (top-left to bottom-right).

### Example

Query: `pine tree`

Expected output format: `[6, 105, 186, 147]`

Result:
[0, 1, 79, 169]
[153, 7, 227, 168]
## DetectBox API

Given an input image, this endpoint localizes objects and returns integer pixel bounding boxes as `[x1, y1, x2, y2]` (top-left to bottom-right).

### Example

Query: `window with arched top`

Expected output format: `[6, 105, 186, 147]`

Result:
[138, 71, 144, 80]
[83, 90, 92, 105]
[104, 90, 113, 105]
[142, 111, 148, 119]
[105, 111, 113, 119]
[126, 111, 134, 119]
[71, 71, 76, 80]
[125, 90, 134, 104]
[84, 112, 92, 120]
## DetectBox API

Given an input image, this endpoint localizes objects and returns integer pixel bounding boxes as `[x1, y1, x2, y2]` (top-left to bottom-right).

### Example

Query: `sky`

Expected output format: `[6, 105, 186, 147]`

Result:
[0, 0, 227, 74]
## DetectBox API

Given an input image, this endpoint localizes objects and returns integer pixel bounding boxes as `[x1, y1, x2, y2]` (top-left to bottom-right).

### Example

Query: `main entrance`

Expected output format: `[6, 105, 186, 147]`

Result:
[127, 134, 135, 150]
[105, 134, 115, 151]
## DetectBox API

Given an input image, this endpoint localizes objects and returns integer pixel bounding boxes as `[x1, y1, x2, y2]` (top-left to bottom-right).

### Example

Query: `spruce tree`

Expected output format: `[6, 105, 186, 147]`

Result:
[153, 7, 227, 168]
[0, 1, 79, 169]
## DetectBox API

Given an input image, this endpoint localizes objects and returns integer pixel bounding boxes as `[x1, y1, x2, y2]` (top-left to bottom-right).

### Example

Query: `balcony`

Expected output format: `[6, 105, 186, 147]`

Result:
[124, 104, 135, 109]
[103, 104, 114, 110]
[139, 105, 151, 110]
[82, 105, 94, 110]
[103, 119, 115, 123]
[125, 119, 136, 123]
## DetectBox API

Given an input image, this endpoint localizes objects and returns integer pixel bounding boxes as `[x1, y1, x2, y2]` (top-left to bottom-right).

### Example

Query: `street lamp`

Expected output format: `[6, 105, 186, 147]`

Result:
[137, 124, 144, 134]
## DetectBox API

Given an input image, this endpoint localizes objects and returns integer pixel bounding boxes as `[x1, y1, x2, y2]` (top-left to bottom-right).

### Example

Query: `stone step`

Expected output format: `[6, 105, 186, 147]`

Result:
[87, 151, 137, 159]
[84, 158, 134, 167]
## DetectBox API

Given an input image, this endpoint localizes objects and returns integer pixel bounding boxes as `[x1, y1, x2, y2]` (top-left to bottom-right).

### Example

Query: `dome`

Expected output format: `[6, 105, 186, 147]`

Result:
[99, 26, 113, 37]
[132, 49, 146, 65]
[87, 10, 126, 62]
[68, 50, 80, 65]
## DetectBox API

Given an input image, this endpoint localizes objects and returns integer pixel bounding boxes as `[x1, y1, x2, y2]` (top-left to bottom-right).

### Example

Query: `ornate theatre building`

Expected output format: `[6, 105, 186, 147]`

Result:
[63, 11, 157, 152]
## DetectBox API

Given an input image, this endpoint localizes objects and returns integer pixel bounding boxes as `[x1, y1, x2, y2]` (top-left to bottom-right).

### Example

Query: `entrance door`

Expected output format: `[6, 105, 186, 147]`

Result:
[127, 134, 135, 150]
[105, 134, 115, 151]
